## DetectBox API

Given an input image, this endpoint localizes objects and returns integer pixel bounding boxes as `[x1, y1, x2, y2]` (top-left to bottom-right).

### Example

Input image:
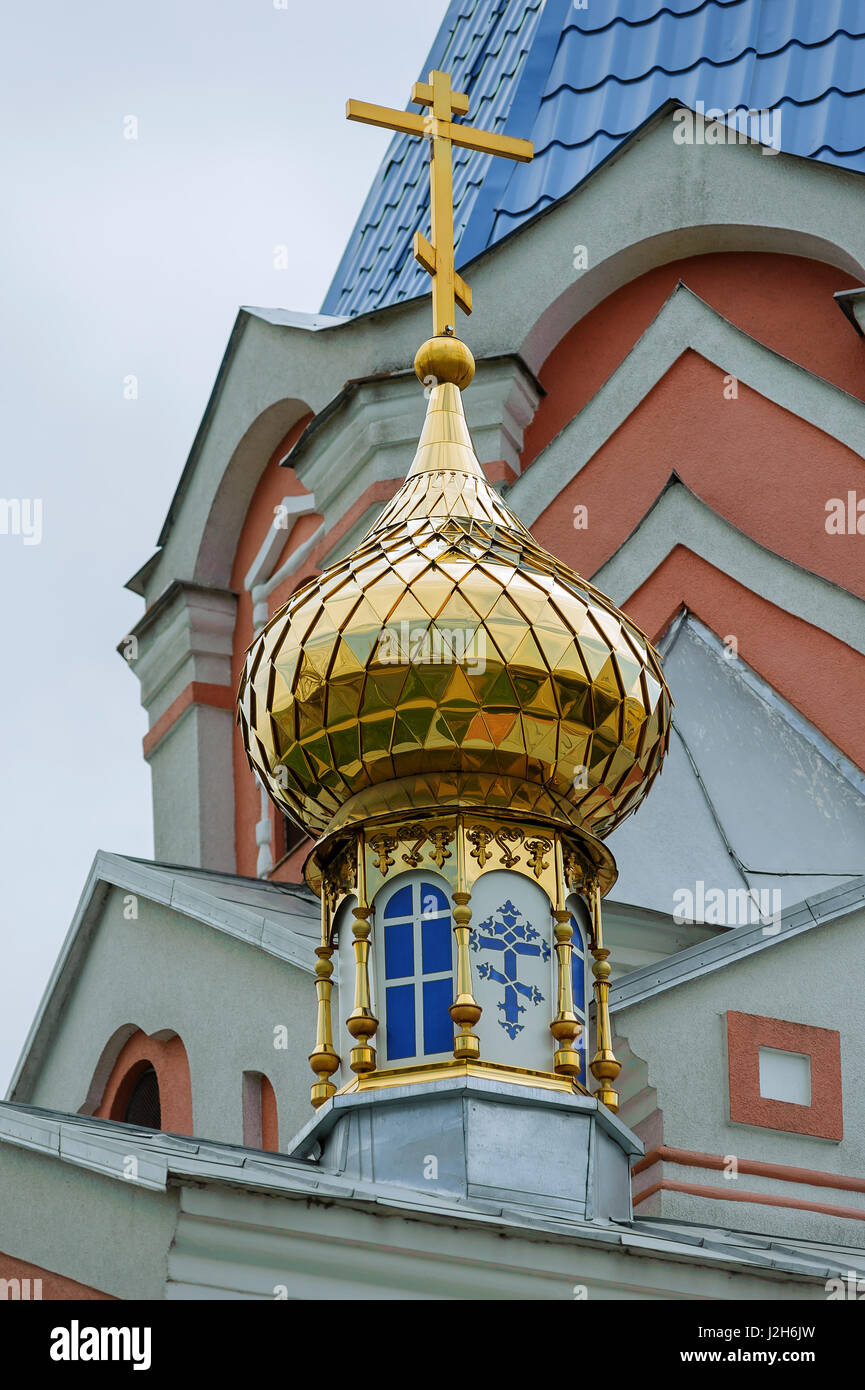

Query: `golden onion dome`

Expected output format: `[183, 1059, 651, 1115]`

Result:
[237, 339, 671, 855]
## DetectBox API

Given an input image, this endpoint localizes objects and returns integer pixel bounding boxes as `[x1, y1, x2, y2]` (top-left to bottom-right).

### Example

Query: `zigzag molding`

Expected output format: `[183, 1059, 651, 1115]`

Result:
[593, 477, 865, 658]
[508, 283, 865, 530]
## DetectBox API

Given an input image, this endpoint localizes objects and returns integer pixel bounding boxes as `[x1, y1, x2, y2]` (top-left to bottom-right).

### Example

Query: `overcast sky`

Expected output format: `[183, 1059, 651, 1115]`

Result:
[0, 0, 443, 1089]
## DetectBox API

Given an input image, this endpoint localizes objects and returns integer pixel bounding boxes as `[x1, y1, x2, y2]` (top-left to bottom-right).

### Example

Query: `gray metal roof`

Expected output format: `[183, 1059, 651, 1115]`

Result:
[611, 873, 865, 1012]
[83, 853, 321, 951]
[120, 855, 320, 937]
[242, 307, 350, 332]
[0, 1099, 860, 1282]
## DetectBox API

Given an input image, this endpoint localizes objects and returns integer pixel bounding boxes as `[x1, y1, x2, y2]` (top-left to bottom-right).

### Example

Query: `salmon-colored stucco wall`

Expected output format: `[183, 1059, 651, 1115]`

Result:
[229, 418, 314, 879]
[627, 547, 865, 772]
[522, 252, 864, 464]
[531, 350, 865, 599]
[523, 252, 865, 774]
[260, 1074, 279, 1151]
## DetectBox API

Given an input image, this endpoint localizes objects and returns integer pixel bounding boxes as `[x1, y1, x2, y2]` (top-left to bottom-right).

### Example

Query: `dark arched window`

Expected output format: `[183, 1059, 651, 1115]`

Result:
[123, 1066, 161, 1128]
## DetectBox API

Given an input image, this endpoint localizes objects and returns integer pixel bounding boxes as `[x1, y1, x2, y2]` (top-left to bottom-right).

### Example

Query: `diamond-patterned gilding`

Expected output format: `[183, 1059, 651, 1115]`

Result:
[237, 383, 671, 842]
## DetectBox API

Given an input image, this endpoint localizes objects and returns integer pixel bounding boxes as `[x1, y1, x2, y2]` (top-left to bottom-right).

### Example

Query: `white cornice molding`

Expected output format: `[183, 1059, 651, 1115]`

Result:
[509, 117, 865, 372]
[128, 584, 238, 723]
[290, 358, 540, 536]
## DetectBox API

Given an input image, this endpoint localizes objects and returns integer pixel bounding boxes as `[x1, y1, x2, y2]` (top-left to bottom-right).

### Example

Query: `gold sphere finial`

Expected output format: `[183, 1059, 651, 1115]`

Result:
[414, 335, 475, 391]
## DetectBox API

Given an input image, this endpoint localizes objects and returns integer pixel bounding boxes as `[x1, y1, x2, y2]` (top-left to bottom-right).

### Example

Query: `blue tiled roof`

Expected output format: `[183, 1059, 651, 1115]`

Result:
[322, 0, 865, 318]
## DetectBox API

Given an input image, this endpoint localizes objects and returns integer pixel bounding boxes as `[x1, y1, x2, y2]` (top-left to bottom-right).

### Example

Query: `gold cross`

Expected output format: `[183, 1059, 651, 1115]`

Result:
[347, 69, 533, 337]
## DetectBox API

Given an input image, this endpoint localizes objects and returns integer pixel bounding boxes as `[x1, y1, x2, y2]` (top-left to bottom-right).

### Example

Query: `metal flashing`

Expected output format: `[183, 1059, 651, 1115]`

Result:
[0, 1100, 860, 1282]
[610, 874, 865, 1012]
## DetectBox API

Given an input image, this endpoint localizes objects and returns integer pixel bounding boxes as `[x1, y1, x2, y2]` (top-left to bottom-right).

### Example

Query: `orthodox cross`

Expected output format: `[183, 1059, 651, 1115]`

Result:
[471, 901, 550, 1039]
[347, 69, 534, 337]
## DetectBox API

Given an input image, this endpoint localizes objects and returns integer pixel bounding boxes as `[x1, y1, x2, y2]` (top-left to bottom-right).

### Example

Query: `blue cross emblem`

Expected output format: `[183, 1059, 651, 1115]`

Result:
[470, 900, 550, 1039]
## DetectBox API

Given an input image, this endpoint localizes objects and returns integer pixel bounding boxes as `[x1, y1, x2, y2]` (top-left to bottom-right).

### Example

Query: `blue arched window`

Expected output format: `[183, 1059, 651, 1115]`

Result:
[570, 909, 590, 1082]
[379, 878, 454, 1063]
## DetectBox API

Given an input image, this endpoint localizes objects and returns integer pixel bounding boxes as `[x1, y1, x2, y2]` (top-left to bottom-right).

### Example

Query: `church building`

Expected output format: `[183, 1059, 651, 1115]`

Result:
[2, 0, 865, 1301]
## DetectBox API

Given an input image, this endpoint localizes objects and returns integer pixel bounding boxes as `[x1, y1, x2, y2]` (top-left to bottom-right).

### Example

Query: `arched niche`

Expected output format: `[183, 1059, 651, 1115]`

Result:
[194, 395, 313, 590]
[84, 1026, 193, 1135]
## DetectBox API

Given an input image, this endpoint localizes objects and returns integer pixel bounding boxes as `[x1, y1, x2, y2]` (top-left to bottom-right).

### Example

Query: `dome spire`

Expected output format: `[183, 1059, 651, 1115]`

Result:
[405, 381, 483, 480]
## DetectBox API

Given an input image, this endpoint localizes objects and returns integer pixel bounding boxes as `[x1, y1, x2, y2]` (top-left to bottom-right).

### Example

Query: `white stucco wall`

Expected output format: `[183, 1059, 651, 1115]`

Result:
[0, 1142, 177, 1300]
[24, 887, 316, 1149]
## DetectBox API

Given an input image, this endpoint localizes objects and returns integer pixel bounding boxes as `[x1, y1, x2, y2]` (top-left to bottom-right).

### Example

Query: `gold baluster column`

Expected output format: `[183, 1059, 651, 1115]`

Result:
[309, 890, 340, 1108]
[588, 879, 620, 1112]
[550, 837, 582, 1078]
[346, 832, 378, 1074]
[449, 819, 481, 1061]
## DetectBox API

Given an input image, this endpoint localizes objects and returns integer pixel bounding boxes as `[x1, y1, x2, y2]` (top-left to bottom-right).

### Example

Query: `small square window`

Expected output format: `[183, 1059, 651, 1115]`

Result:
[727, 1012, 842, 1140]
[758, 1047, 811, 1105]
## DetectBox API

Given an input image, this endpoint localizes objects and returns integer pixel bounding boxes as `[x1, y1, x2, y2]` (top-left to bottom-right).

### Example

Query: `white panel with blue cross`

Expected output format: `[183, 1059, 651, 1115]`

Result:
[469, 871, 555, 1073]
